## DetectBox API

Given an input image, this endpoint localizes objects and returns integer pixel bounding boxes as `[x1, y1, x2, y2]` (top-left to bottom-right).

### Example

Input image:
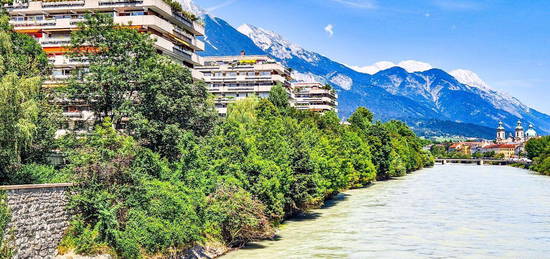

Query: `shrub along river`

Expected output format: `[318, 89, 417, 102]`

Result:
[222, 165, 550, 258]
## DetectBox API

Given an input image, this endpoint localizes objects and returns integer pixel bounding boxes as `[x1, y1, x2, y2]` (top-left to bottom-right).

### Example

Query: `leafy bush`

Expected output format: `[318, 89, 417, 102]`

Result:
[204, 184, 274, 247]
[50, 14, 433, 258]
[0, 191, 12, 258]
[10, 164, 70, 184]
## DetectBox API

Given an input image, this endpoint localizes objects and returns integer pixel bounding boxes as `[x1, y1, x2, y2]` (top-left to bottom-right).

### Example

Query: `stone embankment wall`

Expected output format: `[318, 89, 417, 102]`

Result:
[1, 183, 74, 259]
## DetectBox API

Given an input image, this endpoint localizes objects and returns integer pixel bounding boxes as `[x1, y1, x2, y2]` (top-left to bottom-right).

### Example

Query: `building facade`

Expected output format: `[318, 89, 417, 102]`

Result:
[490, 121, 540, 158]
[290, 82, 338, 113]
[7, 0, 205, 132]
[196, 54, 291, 115]
[481, 144, 517, 159]
[495, 120, 538, 144]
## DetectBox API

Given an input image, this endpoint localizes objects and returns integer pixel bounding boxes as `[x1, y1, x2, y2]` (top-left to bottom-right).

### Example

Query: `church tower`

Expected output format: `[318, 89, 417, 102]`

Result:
[514, 120, 525, 142]
[496, 121, 506, 143]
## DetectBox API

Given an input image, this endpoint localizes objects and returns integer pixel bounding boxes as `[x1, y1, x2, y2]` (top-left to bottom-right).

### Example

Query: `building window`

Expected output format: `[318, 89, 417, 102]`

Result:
[130, 11, 145, 16]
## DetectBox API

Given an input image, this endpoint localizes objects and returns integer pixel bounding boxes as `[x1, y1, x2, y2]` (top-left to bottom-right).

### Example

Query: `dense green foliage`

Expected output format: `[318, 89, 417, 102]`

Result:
[0, 191, 13, 258]
[526, 136, 550, 175]
[68, 14, 217, 159]
[0, 13, 433, 258]
[0, 13, 58, 184]
[58, 96, 432, 257]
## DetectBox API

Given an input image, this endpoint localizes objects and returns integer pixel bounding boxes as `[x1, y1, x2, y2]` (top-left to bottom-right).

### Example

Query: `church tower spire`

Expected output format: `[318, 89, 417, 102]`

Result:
[496, 121, 506, 143]
[514, 120, 525, 142]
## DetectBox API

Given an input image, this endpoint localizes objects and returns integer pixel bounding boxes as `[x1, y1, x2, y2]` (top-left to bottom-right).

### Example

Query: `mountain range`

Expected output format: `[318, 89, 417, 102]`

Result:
[188, 2, 550, 138]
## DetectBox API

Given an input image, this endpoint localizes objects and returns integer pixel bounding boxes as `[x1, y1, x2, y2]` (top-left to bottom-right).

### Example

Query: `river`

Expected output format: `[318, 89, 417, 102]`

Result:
[222, 165, 550, 258]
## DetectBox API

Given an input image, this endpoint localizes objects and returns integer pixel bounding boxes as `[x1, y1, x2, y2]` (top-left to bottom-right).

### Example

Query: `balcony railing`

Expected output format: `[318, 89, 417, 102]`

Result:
[4, 3, 29, 9]
[40, 39, 71, 46]
[173, 27, 193, 43]
[172, 46, 192, 59]
[11, 20, 56, 28]
[42, 1, 85, 8]
[173, 12, 193, 28]
[98, 0, 143, 6]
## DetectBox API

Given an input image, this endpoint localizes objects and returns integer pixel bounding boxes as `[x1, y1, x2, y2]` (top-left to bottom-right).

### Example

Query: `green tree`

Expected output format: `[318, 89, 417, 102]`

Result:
[525, 136, 549, 160]
[0, 15, 49, 78]
[69, 14, 216, 159]
[68, 14, 157, 127]
[0, 17, 57, 183]
[128, 56, 217, 160]
[0, 74, 42, 180]
[348, 106, 374, 131]
[267, 84, 290, 110]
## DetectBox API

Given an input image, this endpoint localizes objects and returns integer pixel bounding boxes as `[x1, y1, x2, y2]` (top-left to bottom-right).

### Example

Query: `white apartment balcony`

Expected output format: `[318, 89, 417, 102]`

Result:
[296, 104, 335, 112]
[296, 97, 337, 104]
[208, 85, 274, 94]
[11, 17, 84, 31]
[41, 0, 85, 8]
[48, 56, 89, 68]
[97, 0, 144, 6]
[203, 74, 286, 84]
[209, 63, 287, 75]
[62, 111, 95, 120]
[153, 35, 201, 65]
[173, 26, 204, 51]
[39, 37, 71, 46]
[10, 19, 57, 28]
[7, 0, 204, 36]
[62, 111, 83, 118]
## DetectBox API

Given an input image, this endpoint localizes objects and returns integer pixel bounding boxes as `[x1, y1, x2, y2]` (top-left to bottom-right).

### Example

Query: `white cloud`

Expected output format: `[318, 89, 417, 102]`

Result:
[330, 0, 377, 9]
[348, 60, 433, 74]
[205, 0, 238, 12]
[324, 24, 334, 37]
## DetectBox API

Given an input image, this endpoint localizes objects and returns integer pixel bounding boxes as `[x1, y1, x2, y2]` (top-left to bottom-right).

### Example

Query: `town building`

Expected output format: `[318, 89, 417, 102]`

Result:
[196, 54, 291, 115]
[494, 120, 538, 144]
[448, 143, 471, 155]
[481, 144, 517, 159]
[6, 0, 205, 132]
[290, 82, 338, 113]
[489, 121, 540, 158]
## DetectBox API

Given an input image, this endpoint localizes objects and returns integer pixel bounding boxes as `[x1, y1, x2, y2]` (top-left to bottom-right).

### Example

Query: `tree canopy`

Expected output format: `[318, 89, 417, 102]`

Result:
[0, 13, 57, 183]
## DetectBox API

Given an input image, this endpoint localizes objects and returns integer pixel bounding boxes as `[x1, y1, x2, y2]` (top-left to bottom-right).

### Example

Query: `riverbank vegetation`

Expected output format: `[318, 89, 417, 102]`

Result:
[0, 13, 433, 257]
[525, 136, 550, 175]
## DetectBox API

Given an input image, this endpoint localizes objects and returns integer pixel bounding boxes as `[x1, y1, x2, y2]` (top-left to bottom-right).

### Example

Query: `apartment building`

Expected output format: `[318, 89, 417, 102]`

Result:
[6, 0, 205, 131]
[291, 82, 338, 113]
[196, 54, 291, 115]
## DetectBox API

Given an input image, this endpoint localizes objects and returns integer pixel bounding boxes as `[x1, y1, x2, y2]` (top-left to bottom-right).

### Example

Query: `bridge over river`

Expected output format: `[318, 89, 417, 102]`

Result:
[434, 158, 531, 166]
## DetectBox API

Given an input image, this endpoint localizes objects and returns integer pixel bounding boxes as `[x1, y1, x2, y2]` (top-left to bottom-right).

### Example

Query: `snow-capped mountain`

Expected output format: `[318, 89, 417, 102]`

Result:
[177, 0, 204, 16]
[198, 11, 550, 137]
[349, 60, 433, 74]
[450, 69, 490, 90]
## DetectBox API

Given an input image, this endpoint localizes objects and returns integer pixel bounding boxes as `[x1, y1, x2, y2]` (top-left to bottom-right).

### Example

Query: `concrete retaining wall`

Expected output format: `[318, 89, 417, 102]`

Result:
[1, 183, 74, 259]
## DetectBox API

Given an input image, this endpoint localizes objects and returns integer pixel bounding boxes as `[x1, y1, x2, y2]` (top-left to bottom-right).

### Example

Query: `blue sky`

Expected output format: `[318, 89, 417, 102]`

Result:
[194, 0, 550, 113]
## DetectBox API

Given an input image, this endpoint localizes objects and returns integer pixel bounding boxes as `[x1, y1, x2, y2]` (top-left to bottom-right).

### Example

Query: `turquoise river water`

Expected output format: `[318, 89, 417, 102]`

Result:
[222, 165, 550, 258]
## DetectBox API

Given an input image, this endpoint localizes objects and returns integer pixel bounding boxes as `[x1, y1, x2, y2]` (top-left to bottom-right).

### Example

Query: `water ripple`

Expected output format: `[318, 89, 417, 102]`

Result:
[223, 165, 550, 259]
